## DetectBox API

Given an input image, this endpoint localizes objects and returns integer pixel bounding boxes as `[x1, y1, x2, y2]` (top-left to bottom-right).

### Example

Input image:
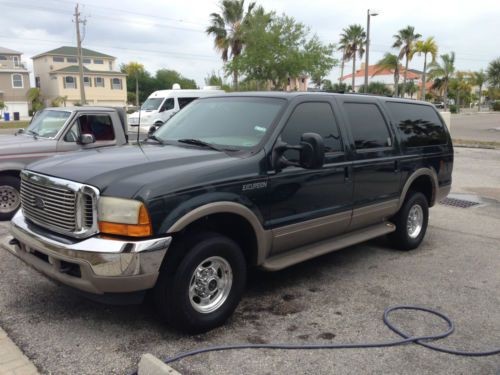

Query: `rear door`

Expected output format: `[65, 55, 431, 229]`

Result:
[265, 98, 353, 254]
[335, 97, 402, 230]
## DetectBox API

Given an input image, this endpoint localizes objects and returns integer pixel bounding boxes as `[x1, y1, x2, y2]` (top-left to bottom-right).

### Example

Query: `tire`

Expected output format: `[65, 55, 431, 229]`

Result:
[0, 175, 21, 221]
[389, 191, 429, 250]
[154, 232, 246, 333]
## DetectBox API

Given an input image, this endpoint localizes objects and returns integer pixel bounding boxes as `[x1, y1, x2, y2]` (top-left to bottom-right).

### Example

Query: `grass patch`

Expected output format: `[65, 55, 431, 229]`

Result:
[0, 121, 29, 129]
[453, 138, 500, 149]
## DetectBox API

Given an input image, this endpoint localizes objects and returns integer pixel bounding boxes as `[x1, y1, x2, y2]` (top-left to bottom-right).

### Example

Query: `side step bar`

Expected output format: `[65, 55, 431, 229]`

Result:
[261, 221, 396, 271]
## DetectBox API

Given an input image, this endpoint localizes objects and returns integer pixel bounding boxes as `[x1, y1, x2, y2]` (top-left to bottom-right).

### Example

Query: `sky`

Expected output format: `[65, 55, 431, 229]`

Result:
[1, 0, 499, 88]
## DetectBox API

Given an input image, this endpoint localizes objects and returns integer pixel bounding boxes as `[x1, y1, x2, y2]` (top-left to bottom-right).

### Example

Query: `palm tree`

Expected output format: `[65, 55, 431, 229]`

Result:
[472, 70, 487, 111]
[206, 0, 256, 89]
[428, 52, 456, 110]
[374, 53, 400, 97]
[339, 24, 366, 92]
[393, 26, 421, 97]
[121, 62, 145, 107]
[27, 87, 44, 111]
[412, 37, 438, 100]
[337, 34, 349, 84]
[487, 58, 500, 88]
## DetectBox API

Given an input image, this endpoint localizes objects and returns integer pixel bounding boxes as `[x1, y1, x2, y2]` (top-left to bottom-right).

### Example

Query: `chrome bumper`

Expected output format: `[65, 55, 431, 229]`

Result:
[5, 211, 171, 294]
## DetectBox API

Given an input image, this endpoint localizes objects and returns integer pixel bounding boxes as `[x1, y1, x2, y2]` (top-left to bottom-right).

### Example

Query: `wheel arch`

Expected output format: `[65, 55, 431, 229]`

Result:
[398, 168, 438, 209]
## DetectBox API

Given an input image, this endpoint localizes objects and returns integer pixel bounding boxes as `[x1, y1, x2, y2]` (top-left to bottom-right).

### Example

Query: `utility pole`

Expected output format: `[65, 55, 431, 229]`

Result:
[364, 9, 379, 93]
[74, 3, 86, 104]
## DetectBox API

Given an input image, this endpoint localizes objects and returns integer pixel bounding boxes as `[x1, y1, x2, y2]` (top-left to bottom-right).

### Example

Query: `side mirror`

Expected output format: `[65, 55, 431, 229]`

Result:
[272, 132, 324, 171]
[148, 126, 156, 135]
[299, 133, 324, 169]
[79, 133, 95, 145]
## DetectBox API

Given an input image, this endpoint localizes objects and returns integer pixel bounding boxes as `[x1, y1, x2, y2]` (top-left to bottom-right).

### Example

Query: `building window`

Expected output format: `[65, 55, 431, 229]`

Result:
[0, 55, 7, 60]
[67, 57, 77, 63]
[94, 59, 104, 64]
[83, 76, 92, 87]
[35, 77, 41, 88]
[111, 78, 122, 90]
[11, 74, 23, 88]
[53, 56, 64, 62]
[109, 61, 113, 71]
[94, 77, 104, 87]
[83, 58, 91, 64]
[12, 56, 20, 67]
[64, 76, 76, 89]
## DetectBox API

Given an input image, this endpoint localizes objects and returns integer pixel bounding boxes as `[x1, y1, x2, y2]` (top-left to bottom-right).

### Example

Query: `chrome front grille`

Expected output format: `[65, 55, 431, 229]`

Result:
[20, 171, 99, 238]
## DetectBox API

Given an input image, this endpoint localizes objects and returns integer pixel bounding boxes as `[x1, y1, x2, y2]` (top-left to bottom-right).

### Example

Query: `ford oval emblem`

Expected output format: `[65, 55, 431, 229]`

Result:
[34, 196, 45, 210]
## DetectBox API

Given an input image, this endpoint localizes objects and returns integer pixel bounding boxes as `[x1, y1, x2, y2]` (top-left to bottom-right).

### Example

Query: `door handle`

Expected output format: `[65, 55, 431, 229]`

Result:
[394, 160, 400, 173]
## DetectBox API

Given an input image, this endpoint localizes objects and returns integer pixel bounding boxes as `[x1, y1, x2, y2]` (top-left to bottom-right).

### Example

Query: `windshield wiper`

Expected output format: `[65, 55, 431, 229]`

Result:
[176, 138, 226, 152]
[26, 129, 39, 139]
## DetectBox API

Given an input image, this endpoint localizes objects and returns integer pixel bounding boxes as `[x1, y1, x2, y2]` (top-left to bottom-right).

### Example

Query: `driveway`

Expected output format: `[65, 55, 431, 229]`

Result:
[0, 147, 499, 375]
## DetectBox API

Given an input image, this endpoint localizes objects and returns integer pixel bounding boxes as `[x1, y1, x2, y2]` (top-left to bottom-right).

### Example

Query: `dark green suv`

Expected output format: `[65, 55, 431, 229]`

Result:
[7, 92, 453, 333]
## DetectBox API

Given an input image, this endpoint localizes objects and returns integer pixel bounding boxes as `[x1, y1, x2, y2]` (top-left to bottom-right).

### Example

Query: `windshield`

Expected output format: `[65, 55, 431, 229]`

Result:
[26, 110, 71, 138]
[154, 97, 285, 150]
[141, 98, 164, 111]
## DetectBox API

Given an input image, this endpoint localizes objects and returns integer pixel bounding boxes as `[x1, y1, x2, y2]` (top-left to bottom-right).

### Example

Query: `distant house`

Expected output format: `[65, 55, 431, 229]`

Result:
[0, 47, 31, 117]
[32, 46, 127, 106]
[341, 63, 424, 98]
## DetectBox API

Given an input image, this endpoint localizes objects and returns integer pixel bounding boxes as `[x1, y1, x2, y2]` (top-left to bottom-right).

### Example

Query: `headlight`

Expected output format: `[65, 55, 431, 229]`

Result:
[98, 197, 152, 237]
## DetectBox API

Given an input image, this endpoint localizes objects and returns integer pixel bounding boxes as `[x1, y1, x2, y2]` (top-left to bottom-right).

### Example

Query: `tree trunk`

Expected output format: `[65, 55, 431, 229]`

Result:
[478, 84, 482, 112]
[394, 71, 399, 97]
[403, 55, 409, 98]
[339, 52, 345, 84]
[135, 75, 139, 107]
[233, 69, 238, 90]
[421, 54, 427, 100]
[444, 84, 448, 111]
[352, 52, 356, 92]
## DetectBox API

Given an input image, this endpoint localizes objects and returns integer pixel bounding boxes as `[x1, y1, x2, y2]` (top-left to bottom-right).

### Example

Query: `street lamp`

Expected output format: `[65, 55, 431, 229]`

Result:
[364, 9, 379, 93]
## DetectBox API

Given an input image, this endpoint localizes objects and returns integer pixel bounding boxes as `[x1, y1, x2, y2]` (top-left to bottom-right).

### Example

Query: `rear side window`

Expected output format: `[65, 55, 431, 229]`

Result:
[178, 97, 197, 109]
[344, 103, 391, 150]
[386, 102, 447, 147]
[281, 102, 343, 154]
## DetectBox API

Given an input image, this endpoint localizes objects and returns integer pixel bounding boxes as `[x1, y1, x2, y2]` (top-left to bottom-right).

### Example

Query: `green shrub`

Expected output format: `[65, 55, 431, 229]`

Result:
[493, 102, 500, 111]
[449, 104, 458, 113]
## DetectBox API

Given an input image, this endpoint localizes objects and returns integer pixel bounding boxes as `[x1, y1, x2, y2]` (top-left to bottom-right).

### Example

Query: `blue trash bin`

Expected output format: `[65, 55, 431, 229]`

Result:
[3, 112, 10, 121]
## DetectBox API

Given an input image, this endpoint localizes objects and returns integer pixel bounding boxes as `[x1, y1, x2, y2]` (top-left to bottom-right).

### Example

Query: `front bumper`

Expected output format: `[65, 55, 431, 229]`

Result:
[4, 211, 171, 294]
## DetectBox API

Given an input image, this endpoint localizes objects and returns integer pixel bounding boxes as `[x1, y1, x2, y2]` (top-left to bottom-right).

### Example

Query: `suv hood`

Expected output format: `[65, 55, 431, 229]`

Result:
[27, 143, 243, 198]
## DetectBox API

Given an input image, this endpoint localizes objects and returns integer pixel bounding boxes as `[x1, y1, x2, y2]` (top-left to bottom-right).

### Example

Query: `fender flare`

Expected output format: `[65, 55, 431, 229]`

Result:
[398, 168, 439, 210]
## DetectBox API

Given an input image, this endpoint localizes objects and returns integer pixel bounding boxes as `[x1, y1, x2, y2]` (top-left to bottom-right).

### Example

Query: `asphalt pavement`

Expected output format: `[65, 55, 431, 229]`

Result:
[0, 148, 499, 374]
[449, 112, 500, 143]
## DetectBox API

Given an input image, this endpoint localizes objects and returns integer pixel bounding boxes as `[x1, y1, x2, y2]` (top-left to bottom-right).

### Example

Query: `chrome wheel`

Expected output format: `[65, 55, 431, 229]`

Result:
[189, 256, 233, 314]
[407, 204, 424, 239]
[0, 185, 20, 214]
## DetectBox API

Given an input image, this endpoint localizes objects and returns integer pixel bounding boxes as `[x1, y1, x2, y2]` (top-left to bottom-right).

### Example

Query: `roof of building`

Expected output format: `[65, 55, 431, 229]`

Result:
[0, 47, 22, 55]
[49, 65, 125, 75]
[341, 65, 421, 81]
[32, 46, 115, 59]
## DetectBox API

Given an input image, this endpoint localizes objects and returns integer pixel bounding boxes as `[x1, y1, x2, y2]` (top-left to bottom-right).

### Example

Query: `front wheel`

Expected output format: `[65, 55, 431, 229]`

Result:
[154, 232, 246, 333]
[0, 176, 21, 221]
[389, 191, 429, 250]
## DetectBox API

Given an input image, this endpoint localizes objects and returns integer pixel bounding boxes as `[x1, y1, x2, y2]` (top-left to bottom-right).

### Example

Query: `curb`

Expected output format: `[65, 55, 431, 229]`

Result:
[0, 327, 39, 375]
[138, 354, 181, 375]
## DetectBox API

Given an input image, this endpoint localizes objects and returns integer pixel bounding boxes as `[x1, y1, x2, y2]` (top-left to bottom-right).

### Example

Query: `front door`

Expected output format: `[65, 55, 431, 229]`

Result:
[265, 100, 353, 254]
[337, 98, 402, 230]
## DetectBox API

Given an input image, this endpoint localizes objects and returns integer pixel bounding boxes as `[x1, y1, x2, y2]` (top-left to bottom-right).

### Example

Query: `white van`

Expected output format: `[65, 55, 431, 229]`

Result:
[128, 85, 224, 133]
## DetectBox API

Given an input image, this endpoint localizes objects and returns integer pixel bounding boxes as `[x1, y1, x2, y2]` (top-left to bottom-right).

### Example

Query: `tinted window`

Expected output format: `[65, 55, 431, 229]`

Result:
[344, 103, 391, 150]
[281, 102, 342, 155]
[178, 97, 197, 109]
[386, 102, 447, 147]
[160, 98, 175, 111]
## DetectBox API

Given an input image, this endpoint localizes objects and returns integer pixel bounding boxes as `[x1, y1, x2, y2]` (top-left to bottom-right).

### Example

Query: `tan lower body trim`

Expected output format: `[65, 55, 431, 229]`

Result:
[349, 199, 399, 231]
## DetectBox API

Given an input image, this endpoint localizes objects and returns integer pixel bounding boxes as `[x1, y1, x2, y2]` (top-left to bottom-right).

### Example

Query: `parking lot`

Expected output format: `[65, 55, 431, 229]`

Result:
[0, 146, 498, 374]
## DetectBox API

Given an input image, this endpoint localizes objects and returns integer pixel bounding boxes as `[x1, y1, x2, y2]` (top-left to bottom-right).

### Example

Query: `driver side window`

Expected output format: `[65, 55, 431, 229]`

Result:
[160, 98, 175, 112]
[280, 102, 343, 161]
[64, 122, 80, 142]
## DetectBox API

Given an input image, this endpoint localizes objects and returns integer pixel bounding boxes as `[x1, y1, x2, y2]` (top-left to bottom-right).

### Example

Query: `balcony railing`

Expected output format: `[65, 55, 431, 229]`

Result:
[0, 60, 28, 70]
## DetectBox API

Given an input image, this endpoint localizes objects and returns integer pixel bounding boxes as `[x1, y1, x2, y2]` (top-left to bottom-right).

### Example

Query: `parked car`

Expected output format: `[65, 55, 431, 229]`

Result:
[0, 107, 129, 220]
[128, 85, 224, 134]
[6, 93, 453, 333]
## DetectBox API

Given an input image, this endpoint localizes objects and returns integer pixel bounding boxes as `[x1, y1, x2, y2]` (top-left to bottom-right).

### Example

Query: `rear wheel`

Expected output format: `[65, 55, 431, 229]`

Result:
[154, 232, 246, 333]
[389, 191, 429, 250]
[0, 176, 21, 221]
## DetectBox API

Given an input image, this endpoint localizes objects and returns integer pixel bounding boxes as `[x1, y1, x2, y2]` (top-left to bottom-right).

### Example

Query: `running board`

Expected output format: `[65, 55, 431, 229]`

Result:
[261, 221, 396, 271]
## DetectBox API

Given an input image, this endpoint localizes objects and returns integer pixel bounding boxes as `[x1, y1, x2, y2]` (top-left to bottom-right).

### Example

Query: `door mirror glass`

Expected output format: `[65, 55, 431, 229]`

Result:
[79, 133, 95, 145]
